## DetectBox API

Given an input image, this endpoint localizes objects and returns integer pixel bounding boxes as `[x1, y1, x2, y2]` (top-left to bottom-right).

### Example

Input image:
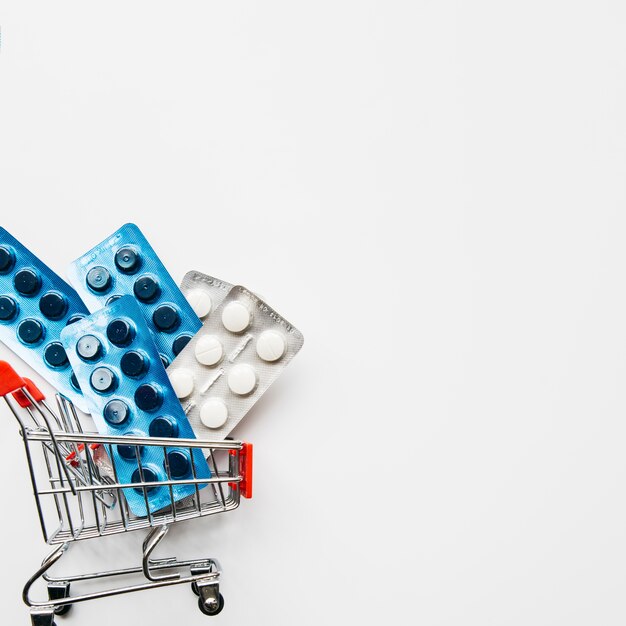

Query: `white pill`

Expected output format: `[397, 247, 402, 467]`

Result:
[221, 301, 251, 333]
[199, 398, 229, 429]
[186, 289, 212, 319]
[256, 330, 286, 362]
[168, 368, 195, 399]
[227, 364, 257, 395]
[194, 334, 223, 366]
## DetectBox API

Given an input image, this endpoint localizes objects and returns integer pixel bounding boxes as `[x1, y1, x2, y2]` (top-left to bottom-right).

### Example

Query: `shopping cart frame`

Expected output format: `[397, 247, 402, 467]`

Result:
[0, 362, 253, 625]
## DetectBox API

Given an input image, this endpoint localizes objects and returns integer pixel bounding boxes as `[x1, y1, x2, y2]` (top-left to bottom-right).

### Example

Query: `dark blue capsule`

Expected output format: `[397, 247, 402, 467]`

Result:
[18, 319, 44, 344]
[86, 266, 112, 293]
[159, 354, 170, 369]
[0, 246, 15, 274]
[134, 384, 162, 412]
[0, 296, 18, 321]
[44, 342, 69, 368]
[131, 467, 158, 493]
[166, 450, 191, 478]
[39, 292, 68, 320]
[14, 268, 41, 296]
[66, 314, 85, 325]
[106, 295, 122, 306]
[120, 350, 147, 378]
[149, 416, 179, 438]
[103, 399, 130, 425]
[117, 439, 144, 460]
[153, 304, 180, 332]
[70, 372, 81, 390]
[106, 319, 134, 347]
[114, 247, 141, 273]
[133, 275, 160, 303]
[172, 334, 192, 356]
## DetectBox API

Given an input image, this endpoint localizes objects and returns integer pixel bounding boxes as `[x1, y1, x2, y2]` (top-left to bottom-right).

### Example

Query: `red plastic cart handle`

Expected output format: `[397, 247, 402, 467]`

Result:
[23, 378, 45, 401]
[11, 377, 46, 408]
[229, 442, 253, 499]
[0, 361, 26, 397]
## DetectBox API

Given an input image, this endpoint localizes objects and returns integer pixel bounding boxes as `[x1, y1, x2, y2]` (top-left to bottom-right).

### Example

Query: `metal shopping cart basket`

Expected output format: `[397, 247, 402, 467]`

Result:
[0, 361, 253, 626]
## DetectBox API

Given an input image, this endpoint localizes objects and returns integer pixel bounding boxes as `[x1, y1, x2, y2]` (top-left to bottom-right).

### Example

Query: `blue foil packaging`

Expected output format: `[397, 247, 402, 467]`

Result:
[67, 223, 202, 367]
[61, 296, 210, 517]
[0, 227, 90, 411]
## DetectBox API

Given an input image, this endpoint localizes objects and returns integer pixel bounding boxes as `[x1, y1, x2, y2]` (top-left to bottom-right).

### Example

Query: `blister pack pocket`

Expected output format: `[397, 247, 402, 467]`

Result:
[167, 286, 304, 439]
[61, 296, 210, 517]
[0, 227, 90, 412]
[180, 270, 234, 323]
[67, 224, 202, 366]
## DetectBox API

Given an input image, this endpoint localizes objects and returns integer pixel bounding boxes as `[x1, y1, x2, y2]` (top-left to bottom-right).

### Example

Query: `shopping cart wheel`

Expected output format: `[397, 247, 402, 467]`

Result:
[197, 593, 225, 616]
[54, 604, 72, 617]
[48, 582, 72, 616]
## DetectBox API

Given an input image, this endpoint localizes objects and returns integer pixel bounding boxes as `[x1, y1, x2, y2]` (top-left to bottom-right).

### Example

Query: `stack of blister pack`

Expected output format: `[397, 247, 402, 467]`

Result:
[0, 223, 303, 516]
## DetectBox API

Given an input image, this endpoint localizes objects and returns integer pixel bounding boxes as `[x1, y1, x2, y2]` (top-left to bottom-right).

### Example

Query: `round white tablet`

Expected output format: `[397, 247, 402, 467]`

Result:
[221, 301, 251, 333]
[194, 334, 223, 366]
[227, 364, 257, 395]
[186, 289, 212, 319]
[256, 330, 286, 362]
[168, 368, 195, 399]
[199, 398, 229, 429]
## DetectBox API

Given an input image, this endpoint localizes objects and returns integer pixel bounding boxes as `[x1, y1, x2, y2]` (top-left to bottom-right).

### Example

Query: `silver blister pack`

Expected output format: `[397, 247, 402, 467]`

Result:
[180, 270, 234, 324]
[167, 285, 304, 438]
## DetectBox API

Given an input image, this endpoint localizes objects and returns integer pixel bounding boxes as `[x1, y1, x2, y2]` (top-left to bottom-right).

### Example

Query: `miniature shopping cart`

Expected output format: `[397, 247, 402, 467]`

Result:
[0, 361, 253, 626]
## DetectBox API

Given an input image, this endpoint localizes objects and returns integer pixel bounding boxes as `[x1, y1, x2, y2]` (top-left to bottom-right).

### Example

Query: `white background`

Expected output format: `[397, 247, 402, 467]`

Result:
[0, 2, 625, 624]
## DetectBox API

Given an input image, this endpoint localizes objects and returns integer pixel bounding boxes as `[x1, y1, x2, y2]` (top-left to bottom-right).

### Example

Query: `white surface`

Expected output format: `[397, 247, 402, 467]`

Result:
[221, 301, 252, 334]
[0, 2, 625, 625]
[200, 398, 229, 430]
[256, 330, 286, 362]
[186, 288, 213, 319]
[195, 334, 224, 366]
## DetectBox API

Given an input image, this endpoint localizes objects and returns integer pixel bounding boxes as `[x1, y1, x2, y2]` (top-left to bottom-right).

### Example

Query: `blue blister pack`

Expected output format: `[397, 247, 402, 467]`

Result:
[0, 227, 90, 412]
[67, 223, 202, 366]
[60, 296, 210, 517]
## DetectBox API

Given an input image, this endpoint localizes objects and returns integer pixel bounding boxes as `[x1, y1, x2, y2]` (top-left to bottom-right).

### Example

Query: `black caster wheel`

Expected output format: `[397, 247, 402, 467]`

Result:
[48, 582, 72, 617]
[198, 593, 225, 616]
[54, 604, 72, 617]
